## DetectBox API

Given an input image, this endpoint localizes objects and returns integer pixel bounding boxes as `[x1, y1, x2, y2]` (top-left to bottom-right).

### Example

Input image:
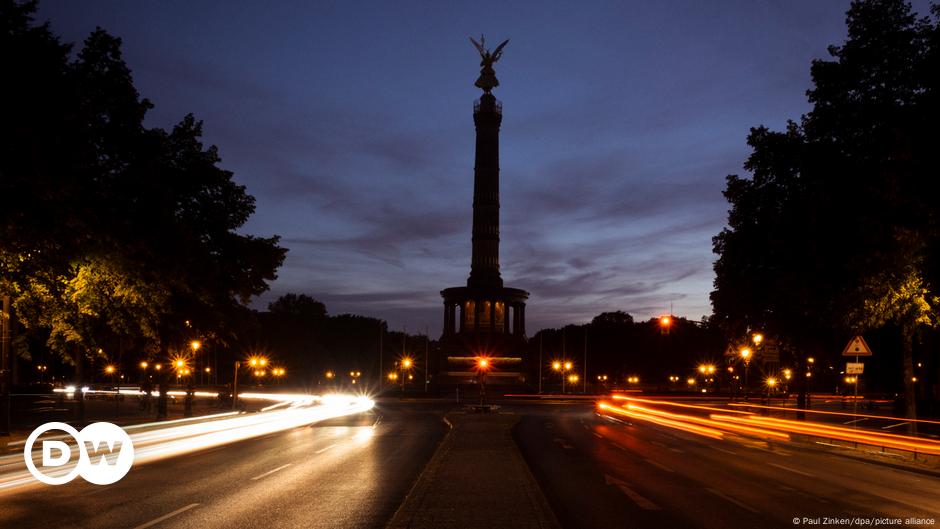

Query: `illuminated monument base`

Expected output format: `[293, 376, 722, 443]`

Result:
[435, 37, 529, 385]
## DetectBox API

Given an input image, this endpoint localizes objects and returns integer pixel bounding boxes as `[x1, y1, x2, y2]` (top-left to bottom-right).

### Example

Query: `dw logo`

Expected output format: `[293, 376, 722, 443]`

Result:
[23, 422, 134, 485]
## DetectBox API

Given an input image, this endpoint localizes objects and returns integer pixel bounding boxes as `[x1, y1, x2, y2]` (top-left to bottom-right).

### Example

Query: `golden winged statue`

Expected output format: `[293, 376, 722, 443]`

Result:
[470, 35, 509, 92]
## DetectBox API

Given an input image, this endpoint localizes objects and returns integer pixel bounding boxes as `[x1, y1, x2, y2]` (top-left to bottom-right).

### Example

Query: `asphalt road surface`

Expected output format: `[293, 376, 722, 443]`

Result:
[512, 402, 940, 529]
[0, 401, 446, 529]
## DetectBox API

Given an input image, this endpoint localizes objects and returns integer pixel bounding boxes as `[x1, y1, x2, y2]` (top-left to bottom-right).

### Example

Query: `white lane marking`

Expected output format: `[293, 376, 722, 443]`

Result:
[668, 447, 685, 454]
[712, 446, 738, 456]
[583, 424, 591, 430]
[705, 487, 759, 514]
[593, 432, 604, 439]
[605, 474, 661, 510]
[251, 463, 292, 481]
[768, 463, 816, 478]
[644, 458, 675, 473]
[843, 418, 867, 425]
[815, 441, 842, 447]
[131, 503, 200, 529]
[553, 437, 575, 450]
[315, 443, 338, 454]
[883, 422, 910, 430]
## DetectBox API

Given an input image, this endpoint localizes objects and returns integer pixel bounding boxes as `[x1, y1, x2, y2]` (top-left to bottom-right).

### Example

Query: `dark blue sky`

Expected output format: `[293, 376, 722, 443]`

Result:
[38, 0, 923, 333]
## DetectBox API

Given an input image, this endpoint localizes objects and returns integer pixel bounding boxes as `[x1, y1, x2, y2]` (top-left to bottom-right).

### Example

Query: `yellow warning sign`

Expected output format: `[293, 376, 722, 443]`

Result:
[841, 335, 873, 356]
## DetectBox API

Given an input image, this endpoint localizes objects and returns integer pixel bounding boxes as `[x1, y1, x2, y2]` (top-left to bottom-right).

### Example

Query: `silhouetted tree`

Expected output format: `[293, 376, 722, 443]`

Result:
[0, 2, 286, 418]
[712, 0, 940, 421]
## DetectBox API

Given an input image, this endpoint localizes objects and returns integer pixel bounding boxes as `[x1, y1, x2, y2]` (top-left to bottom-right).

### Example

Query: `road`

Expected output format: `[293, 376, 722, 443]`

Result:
[0, 401, 446, 529]
[512, 402, 940, 529]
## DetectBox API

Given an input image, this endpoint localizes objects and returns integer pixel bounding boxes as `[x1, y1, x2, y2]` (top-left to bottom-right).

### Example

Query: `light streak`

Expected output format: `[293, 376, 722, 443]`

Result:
[598, 399, 787, 442]
[610, 395, 752, 416]
[597, 401, 724, 440]
[710, 414, 940, 455]
[726, 402, 940, 426]
[0, 393, 374, 493]
[623, 403, 790, 442]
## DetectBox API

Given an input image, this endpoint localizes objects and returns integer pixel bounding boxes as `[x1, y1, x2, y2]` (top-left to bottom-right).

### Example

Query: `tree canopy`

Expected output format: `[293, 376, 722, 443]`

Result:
[1, 1, 286, 366]
[711, 0, 940, 419]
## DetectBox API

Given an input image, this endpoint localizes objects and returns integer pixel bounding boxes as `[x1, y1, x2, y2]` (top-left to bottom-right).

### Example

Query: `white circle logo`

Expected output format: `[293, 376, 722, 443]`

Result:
[23, 422, 134, 485]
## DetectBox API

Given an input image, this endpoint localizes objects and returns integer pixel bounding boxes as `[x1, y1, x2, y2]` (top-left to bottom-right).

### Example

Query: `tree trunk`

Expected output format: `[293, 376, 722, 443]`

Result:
[74, 344, 85, 424]
[796, 357, 808, 422]
[157, 341, 169, 420]
[1, 294, 10, 435]
[901, 327, 917, 435]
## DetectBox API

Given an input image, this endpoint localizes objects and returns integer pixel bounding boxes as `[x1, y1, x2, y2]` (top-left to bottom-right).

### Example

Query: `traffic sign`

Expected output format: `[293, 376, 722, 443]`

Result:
[842, 335, 873, 356]
[846, 362, 864, 374]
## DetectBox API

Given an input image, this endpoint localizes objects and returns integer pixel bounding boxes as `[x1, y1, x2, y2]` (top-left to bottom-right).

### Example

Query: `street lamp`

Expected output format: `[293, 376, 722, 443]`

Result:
[659, 315, 672, 334]
[476, 357, 491, 406]
[552, 360, 573, 394]
[399, 357, 413, 394]
[740, 347, 752, 400]
[766, 377, 777, 395]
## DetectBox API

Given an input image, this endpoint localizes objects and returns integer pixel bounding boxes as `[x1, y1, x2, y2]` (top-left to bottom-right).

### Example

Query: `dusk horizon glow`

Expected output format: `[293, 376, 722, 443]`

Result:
[37, 0, 915, 334]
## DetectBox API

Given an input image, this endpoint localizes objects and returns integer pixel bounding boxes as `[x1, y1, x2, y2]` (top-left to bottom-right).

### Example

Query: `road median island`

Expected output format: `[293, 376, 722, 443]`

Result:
[387, 411, 561, 529]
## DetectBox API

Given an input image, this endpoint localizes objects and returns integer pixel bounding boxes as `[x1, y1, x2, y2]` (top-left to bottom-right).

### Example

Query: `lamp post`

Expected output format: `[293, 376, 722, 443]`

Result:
[552, 360, 572, 394]
[190, 340, 201, 384]
[740, 347, 752, 400]
[232, 361, 240, 410]
[400, 357, 413, 395]
[476, 357, 490, 407]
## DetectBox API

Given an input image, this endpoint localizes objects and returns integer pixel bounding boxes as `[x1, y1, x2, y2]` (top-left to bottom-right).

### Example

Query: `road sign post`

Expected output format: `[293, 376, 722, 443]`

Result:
[842, 336, 874, 425]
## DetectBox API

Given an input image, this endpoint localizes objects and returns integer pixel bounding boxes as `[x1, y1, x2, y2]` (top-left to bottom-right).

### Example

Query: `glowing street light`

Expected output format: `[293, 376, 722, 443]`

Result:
[698, 364, 716, 375]
[552, 360, 573, 394]
[399, 357, 414, 393]
[105, 365, 116, 374]
[752, 333, 764, 346]
[140, 361, 149, 369]
[476, 356, 491, 406]
[739, 347, 753, 399]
